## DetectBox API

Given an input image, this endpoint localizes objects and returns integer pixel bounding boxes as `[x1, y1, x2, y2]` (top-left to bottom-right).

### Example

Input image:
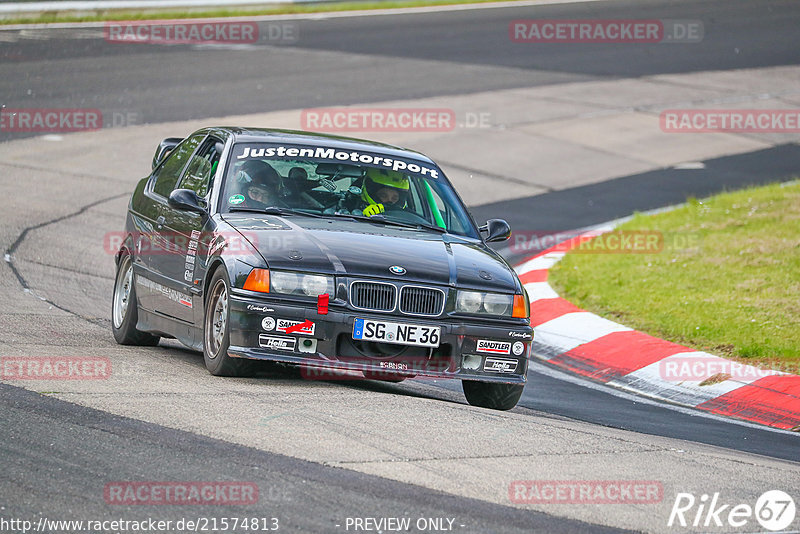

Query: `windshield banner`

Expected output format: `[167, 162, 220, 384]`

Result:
[233, 144, 440, 179]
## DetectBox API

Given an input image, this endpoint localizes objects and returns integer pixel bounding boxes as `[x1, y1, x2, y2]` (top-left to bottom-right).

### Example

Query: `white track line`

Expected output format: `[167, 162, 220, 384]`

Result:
[532, 362, 799, 436]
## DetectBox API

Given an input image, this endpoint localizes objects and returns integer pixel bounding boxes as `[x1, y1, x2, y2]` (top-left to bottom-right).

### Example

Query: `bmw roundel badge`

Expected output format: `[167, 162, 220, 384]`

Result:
[389, 265, 407, 275]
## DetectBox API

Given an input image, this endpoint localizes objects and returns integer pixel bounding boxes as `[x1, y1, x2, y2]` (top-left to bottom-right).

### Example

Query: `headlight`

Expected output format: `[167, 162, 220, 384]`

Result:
[301, 274, 331, 296]
[483, 293, 511, 315]
[455, 290, 513, 317]
[271, 271, 334, 297]
[271, 271, 299, 293]
[456, 291, 482, 313]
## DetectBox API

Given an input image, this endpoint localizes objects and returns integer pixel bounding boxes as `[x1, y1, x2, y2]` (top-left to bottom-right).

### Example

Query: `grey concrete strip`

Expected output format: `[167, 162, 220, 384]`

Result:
[518, 110, 771, 168]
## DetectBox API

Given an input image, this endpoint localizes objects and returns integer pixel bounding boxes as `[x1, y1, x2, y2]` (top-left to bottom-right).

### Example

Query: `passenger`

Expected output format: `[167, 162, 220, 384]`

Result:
[234, 160, 283, 208]
[287, 166, 308, 183]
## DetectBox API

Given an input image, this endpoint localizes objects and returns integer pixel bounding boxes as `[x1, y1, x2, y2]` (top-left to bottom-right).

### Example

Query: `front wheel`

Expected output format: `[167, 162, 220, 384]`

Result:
[462, 380, 524, 410]
[111, 253, 160, 346]
[203, 268, 255, 377]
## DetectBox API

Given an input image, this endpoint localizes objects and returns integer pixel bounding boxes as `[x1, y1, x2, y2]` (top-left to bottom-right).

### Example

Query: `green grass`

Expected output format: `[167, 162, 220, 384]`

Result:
[548, 182, 800, 370]
[0, 0, 529, 25]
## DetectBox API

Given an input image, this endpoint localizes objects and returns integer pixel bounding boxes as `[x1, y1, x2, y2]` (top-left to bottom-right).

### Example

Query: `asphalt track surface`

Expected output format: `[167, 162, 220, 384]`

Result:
[1, 383, 622, 534]
[2, 0, 800, 532]
[2, 0, 800, 142]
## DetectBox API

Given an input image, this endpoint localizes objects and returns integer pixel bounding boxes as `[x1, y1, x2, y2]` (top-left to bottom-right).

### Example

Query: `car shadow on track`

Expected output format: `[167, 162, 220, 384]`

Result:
[153, 340, 461, 405]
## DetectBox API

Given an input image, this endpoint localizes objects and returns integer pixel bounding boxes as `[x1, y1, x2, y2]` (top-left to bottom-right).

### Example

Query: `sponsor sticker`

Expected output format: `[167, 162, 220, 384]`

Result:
[183, 230, 201, 283]
[509, 331, 532, 339]
[276, 319, 315, 336]
[228, 194, 245, 205]
[138, 277, 192, 308]
[379, 361, 409, 371]
[483, 357, 518, 374]
[258, 335, 296, 351]
[261, 317, 276, 331]
[476, 340, 512, 355]
[247, 304, 274, 313]
[234, 144, 440, 179]
[512, 342, 526, 356]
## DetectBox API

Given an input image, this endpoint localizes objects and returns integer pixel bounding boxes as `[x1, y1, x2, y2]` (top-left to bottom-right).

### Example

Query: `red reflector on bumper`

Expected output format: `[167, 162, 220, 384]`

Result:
[317, 293, 329, 315]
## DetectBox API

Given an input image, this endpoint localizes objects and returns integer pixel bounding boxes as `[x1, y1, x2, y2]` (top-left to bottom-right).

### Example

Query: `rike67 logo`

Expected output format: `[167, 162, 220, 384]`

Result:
[668, 490, 796, 531]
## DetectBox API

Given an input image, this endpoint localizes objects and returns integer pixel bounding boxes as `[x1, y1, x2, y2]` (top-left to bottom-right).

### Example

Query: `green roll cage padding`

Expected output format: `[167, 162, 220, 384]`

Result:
[423, 180, 447, 229]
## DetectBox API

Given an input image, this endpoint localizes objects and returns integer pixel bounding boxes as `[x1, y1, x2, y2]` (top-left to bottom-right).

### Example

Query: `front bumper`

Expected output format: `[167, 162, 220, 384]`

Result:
[227, 292, 532, 383]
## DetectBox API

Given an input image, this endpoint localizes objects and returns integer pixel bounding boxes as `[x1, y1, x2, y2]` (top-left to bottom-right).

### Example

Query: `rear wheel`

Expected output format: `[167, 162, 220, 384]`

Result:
[111, 254, 160, 346]
[462, 380, 524, 410]
[203, 268, 255, 377]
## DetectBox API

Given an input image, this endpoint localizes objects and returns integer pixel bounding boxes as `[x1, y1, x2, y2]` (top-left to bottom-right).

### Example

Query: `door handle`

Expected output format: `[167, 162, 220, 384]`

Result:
[156, 215, 166, 229]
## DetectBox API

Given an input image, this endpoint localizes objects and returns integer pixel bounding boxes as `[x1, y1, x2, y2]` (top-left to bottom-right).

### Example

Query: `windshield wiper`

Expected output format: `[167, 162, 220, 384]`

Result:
[229, 206, 326, 218]
[333, 212, 446, 233]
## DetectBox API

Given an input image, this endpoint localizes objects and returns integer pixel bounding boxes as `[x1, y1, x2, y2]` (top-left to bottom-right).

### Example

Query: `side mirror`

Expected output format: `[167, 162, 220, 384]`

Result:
[152, 137, 183, 170]
[168, 189, 207, 214]
[480, 219, 512, 243]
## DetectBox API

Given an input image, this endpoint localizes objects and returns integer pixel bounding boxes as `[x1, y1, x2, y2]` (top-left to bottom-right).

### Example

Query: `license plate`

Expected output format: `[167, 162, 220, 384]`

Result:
[353, 318, 440, 348]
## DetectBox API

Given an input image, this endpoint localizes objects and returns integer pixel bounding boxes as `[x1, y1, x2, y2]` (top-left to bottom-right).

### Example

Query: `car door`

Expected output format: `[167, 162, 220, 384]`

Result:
[156, 136, 223, 326]
[136, 132, 205, 318]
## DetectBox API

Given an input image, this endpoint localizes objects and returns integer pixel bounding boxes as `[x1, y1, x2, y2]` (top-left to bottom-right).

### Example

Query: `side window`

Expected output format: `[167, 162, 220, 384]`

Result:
[152, 134, 204, 198]
[180, 139, 222, 198]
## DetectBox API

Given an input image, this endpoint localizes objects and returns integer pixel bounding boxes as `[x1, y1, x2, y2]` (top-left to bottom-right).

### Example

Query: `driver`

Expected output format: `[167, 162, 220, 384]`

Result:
[360, 168, 409, 217]
[235, 160, 283, 208]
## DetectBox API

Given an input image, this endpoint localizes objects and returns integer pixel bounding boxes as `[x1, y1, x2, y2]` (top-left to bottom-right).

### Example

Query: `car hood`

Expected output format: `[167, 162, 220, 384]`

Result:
[223, 214, 519, 292]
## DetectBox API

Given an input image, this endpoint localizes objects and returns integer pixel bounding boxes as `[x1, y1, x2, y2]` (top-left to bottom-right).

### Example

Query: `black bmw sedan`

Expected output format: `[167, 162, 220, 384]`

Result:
[112, 127, 532, 410]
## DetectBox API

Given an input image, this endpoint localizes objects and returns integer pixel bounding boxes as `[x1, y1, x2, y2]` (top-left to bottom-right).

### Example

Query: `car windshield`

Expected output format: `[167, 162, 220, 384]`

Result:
[220, 142, 479, 238]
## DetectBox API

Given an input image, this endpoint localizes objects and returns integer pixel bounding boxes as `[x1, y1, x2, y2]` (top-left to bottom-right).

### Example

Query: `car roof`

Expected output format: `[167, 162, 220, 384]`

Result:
[212, 127, 436, 165]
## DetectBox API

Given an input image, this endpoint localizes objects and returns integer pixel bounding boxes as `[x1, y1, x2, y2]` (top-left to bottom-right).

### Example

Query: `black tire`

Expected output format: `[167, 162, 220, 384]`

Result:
[203, 268, 255, 377]
[111, 253, 160, 346]
[462, 380, 524, 410]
